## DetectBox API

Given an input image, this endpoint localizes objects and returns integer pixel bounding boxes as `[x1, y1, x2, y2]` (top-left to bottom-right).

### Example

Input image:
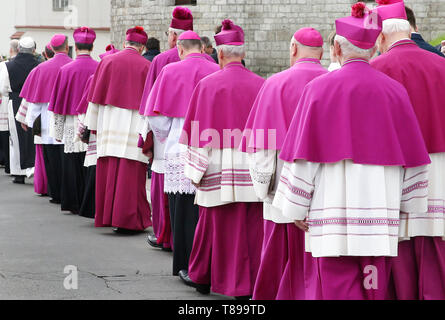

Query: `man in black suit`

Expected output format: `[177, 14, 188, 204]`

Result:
[406, 6, 444, 57]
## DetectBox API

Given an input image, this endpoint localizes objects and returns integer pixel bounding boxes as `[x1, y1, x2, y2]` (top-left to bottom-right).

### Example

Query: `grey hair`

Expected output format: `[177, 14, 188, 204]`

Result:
[177, 39, 203, 51]
[18, 44, 36, 54]
[10, 40, 19, 54]
[216, 44, 246, 58]
[382, 18, 411, 35]
[169, 27, 186, 36]
[334, 34, 375, 59]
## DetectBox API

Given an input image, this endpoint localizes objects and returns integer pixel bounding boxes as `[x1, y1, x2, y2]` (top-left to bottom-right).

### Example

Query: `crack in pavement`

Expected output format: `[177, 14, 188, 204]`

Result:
[82, 270, 126, 294]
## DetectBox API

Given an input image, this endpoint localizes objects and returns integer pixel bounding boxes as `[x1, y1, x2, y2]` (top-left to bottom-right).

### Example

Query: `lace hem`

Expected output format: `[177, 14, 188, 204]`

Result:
[165, 153, 196, 194]
[250, 167, 273, 185]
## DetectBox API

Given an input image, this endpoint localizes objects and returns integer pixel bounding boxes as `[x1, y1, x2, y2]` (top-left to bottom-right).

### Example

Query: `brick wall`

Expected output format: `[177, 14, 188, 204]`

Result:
[110, 0, 445, 77]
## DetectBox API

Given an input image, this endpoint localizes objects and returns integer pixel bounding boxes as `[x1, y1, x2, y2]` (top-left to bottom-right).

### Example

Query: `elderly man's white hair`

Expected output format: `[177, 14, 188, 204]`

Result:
[334, 34, 375, 59]
[169, 27, 186, 36]
[216, 44, 246, 58]
[382, 18, 411, 35]
[10, 39, 19, 53]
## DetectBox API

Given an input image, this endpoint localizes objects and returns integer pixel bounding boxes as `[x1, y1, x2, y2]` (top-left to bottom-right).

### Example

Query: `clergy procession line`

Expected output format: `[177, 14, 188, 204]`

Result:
[1, 0, 445, 300]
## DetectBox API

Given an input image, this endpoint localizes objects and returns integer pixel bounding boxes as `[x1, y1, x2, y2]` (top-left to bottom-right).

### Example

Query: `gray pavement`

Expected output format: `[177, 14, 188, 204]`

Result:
[0, 171, 225, 300]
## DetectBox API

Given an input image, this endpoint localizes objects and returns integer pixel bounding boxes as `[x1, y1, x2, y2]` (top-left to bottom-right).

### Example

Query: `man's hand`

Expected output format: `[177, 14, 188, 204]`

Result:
[441, 41, 445, 55]
[21, 123, 28, 131]
[192, 181, 201, 189]
[294, 219, 309, 232]
[143, 150, 153, 159]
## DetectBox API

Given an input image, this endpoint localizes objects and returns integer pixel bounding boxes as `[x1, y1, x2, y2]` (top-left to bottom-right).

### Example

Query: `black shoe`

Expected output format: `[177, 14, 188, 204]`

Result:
[50, 199, 61, 204]
[178, 269, 211, 295]
[147, 233, 162, 249]
[112, 228, 142, 235]
[13, 176, 25, 184]
[162, 247, 173, 252]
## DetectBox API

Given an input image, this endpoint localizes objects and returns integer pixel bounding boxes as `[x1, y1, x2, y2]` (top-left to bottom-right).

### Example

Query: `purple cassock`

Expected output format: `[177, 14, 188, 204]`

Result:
[372, 39, 445, 300]
[243, 58, 328, 152]
[141, 51, 218, 253]
[138, 47, 179, 249]
[143, 53, 220, 117]
[20, 52, 72, 204]
[88, 48, 151, 111]
[180, 62, 265, 149]
[144, 50, 219, 275]
[76, 75, 93, 115]
[47, 54, 99, 214]
[87, 45, 152, 231]
[279, 58, 430, 300]
[180, 61, 266, 297]
[20, 53, 72, 103]
[242, 58, 328, 301]
[139, 48, 180, 115]
[139, 47, 216, 115]
[49, 54, 99, 115]
[280, 59, 430, 168]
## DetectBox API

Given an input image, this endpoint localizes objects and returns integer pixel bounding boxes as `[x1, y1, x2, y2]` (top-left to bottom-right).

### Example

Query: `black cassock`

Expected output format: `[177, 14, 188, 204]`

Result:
[6, 53, 39, 170]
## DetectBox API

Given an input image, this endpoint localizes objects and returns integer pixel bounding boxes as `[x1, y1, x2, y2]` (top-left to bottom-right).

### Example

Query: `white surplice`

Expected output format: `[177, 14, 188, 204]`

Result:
[148, 115, 195, 194]
[50, 113, 87, 154]
[248, 150, 294, 224]
[138, 116, 165, 174]
[23, 101, 62, 146]
[184, 146, 260, 207]
[0, 62, 9, 132]
[273, 160, 429, 258]
[84, 102, 148, 164]
[399, 153, 445, 240]
[76, 113, 97, 167]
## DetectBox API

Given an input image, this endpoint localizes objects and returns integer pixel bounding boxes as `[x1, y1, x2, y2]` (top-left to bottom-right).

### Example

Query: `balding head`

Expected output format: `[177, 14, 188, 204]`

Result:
[290, 37, 323, 66]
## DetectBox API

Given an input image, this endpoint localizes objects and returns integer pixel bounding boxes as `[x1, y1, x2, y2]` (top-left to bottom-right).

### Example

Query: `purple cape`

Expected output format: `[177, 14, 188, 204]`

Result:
[243, 58, 327, 153]
[139, 47, 216, 115]
[88, 48, 151, 110]
[49, 55, 99, 115]
[371, 39, 445, 154]
[20, 53, 72, 103]
[139, 48, 180, 115]
[179, 62, 265, 149]
[279, 59, 430, 168]
[76, 75, 94, 114]
[143, 53, 220, 118]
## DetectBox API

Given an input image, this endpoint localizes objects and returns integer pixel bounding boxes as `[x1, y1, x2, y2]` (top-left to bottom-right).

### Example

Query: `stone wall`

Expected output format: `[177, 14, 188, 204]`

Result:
[110, 0, 445, 77]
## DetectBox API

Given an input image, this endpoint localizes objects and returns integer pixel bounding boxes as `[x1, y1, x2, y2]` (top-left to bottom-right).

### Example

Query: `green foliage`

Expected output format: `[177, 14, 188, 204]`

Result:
[430, 34, 445, 47]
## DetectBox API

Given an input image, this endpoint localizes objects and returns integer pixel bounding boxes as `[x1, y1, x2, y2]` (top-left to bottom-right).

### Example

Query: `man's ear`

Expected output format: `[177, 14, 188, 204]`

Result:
[334, 41, 341, 58]
[379, 33, 386, 51]
[319, 48, 324, 61]
[291, 43, 298, 57]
